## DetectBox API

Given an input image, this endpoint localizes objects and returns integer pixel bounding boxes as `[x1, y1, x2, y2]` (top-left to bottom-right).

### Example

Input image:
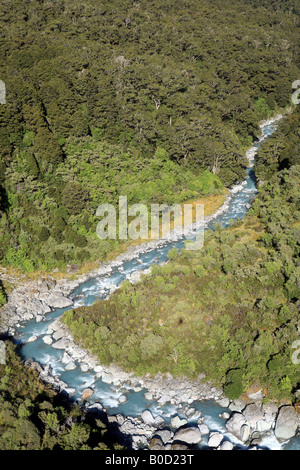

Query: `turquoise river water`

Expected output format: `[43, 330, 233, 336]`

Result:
[13, 116, 300, 450]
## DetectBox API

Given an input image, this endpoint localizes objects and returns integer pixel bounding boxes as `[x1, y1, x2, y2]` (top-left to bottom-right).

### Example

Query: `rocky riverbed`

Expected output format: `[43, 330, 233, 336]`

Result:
[1, 274, 300, 450]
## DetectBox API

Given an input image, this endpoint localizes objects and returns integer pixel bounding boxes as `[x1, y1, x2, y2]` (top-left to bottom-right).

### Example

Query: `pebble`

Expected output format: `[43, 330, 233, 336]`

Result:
[208, 432, 224, 448]
[28, 335, 38, 342]
[219, 412, 230, 420]
[171, 415, 188, 429]
[42, 335, 53, 345]
[219, 440, 234, 451]
[118, 395, 128, 404]
[65, 361, 76, 371]
[199, 423, 209, 435]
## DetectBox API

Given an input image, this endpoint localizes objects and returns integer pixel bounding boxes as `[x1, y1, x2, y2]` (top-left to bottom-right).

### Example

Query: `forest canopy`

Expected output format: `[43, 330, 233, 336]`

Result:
[0, 0, 299, 272]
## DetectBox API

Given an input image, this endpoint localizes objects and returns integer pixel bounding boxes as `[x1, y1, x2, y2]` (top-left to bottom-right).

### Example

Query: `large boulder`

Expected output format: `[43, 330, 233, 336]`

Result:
[118, 395, 128, 404]
[173, 426, 202, 445]
[228, 399, 246, 413]
[141, 410, 155, 425]
[42, 335, 53, 345]
[46, 295, 73, 309]
[199, 423, 209, 435]
[155, 429, 173, 445]
[52, 338, 71, 349]
[149, 437, 164, 450]
[132, 434, 148, 449]
[81, 388, 94, 400]
[171, 443, 189, 450]
[154, 415, 165, 427]
[263, 402, 279, 420]
[62, 351, 73, 364]
[256, 419, 272, 433]
[240, 424, 250, 442]
[207, 432, 224, 448]
[28, 335, 38, 343]
[171, 415, 188, 429]
[226, 412, 247, 440]
[65, 361, 76, 371]
[52, 329, 65, 341]
[275, 406, 299, 441]
[101, 371, 114, 384]
[242, 403, 265, 430]
[219, 440, 234, 450]
[144, 392, 153, 401]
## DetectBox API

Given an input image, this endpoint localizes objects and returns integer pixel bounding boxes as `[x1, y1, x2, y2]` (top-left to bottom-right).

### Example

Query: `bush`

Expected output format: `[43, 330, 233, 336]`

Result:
[25, 152, 39, 177]
[64, 226, 87, 247]
[61, 182, 89, 215]
[168, 247, 179, 261]
[51, 226, 64, 243]
[0, 282, 6, 307]
[194, 265, 206, 278]
[3, 248, 35, 272]
[140, 334, 164, 361]
[38, 226, 50, 242]
[223, 369, 244, 400]
[255, 97, 271, 117]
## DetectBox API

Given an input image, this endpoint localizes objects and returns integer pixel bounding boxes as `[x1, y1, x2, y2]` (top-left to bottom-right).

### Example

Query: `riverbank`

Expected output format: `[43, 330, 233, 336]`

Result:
[0, 171, 252, 338]
[0, 190, 227, 293]
[0, 162, 246, 337]
[3, 298, 299, 450]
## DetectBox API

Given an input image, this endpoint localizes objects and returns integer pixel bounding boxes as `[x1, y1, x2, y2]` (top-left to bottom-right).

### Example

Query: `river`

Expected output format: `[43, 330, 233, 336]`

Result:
[13, 114, 300, 450]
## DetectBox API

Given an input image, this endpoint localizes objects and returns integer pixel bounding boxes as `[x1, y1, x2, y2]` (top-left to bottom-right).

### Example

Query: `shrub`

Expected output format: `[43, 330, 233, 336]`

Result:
[61, 182, 89, 215]
[0, 282, 6, 307]
[168, 247, 179, 261]
[51, 227, 64, 243]
[140, 334, 164, 361]
[223, 369, 244, 400]
[194, 265, 206, 278]
[39, 226, 50, 242]
[64, 226, 87, 247]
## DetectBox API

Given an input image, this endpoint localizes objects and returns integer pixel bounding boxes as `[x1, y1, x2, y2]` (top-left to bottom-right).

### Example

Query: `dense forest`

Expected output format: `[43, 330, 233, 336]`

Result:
[0, 0, 299, 273]
[0, 0, 299, 417]
[255, 108, 300, 181]
[0, 339, 124, 450]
